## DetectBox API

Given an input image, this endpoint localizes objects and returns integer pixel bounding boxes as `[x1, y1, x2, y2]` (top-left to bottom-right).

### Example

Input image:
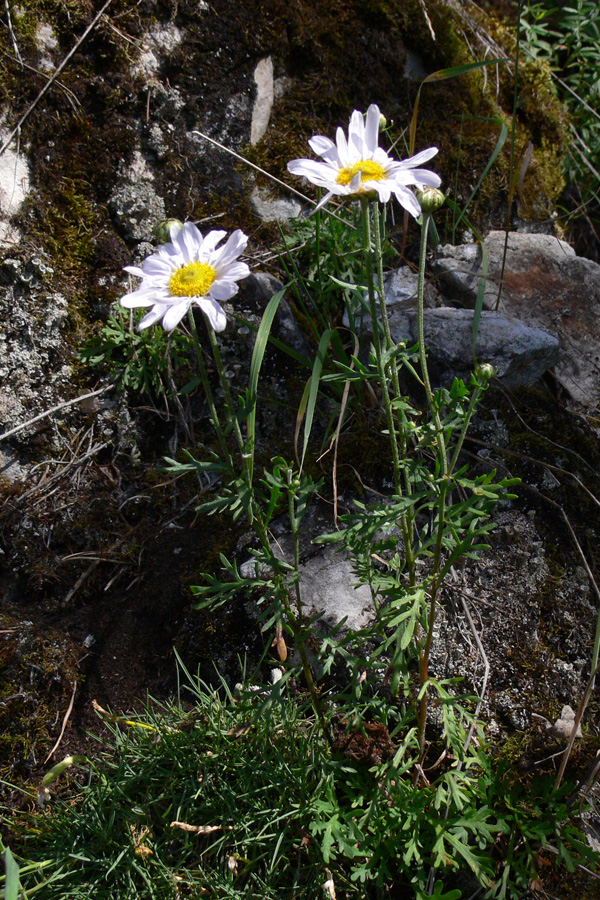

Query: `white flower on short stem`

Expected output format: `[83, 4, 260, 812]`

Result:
[287, 104, 441, 217]
[120, 222, 250, 332]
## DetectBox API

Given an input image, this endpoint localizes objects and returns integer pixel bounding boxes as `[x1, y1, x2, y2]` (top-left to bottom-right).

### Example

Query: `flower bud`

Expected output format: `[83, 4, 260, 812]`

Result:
[475, 362, 495, 382]
[379, 112, 387, 130]
[153, 218, 183, 243]
[417, 187, 445, 213]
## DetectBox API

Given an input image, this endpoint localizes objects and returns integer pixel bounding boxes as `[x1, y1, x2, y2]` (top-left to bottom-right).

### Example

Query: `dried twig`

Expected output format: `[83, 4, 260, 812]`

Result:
[18, 441, 108, 502]
[0, 49, 80, 110]
[0, 385, 112, 443]
[4, 0, 22, 63]
[62, 560, 101, 607]
[0, 0, 114, 157]
[43, 680, 77, 764]
[191, 130, 356, 229]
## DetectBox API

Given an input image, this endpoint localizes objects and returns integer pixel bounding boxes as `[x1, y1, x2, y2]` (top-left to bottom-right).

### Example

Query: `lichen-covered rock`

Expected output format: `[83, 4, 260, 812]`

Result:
[0, 256, 70, 436]
[0, 131, 31, 249]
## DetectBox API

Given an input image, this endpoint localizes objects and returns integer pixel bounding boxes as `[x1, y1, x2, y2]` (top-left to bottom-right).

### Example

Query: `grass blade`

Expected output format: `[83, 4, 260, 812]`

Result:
[247, 290, 285, 481]
[453, 119, 508, 231]
[296, 329, 335, 473]
[3, 847, 20, 900]
[409, 58, 511, 155]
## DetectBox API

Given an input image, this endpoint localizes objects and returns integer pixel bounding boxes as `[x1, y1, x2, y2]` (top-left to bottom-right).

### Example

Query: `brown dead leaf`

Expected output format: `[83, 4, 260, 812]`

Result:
[228, 722, 252, 738]
[170, 821, 225, 835]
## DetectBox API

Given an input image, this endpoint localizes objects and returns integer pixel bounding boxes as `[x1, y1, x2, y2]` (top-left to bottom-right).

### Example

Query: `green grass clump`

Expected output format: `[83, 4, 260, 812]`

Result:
[6, 682, 332, 900]
[3, 669, 596, 900]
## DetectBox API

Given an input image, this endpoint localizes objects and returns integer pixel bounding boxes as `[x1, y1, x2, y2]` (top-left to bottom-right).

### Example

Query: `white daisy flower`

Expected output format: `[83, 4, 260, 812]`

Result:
[120, 222, 250, 332]
[287, 104, 441, 217]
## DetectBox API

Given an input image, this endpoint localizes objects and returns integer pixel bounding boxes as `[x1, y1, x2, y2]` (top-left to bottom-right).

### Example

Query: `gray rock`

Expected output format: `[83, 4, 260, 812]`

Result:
[0, 447, 29, 482]
[250, 186, 302, 223]
[251, 57, 274, 145]
[109, 151, 165, 242]
[344, 265, 439, 332]
[0, 255, 70, 437]
[241, 540, 374, 635]
[433, 231, 600, 404]
[550, 705, 582, 740]
[433, 232, 576, 311]
[241, 272, 309, 356]
[131, 23, 184, 81]
[0, 130, 31, 249]
[35, 22, 58, 72]
[299, 546, 375, 633]
[387, 307, 559, 387]
[382, 266, 419, 308]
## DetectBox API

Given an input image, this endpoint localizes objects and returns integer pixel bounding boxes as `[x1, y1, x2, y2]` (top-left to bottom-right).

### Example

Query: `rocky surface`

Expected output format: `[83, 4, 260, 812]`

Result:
[433, 231, 600, 404]
[0, 9, 599, 896]
[387, 307, 560, 387]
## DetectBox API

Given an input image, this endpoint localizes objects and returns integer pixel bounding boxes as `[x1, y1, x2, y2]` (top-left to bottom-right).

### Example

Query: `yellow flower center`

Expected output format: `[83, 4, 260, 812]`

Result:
[336, 159, 387, 187]
[169, 261, 217, 297]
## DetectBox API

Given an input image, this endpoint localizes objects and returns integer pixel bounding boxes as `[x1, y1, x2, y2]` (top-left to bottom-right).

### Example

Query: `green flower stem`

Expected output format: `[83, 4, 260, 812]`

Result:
[370, 201, 415, 579]
[200, 318, 323, 726]
[361, 197, 383, 362]
[205, 322, 246, 457]
[187, 309, 230, 463]
[448, 383, 484, 477]
[415, 212, 449, 756]
[361, 201, 404, 493]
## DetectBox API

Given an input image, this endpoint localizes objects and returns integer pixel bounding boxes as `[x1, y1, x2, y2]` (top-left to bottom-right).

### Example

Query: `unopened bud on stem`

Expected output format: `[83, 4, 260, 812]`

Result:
[475, 362, 495, 382]
[153, 218, 183, 243]
[417, 187, 445, 213]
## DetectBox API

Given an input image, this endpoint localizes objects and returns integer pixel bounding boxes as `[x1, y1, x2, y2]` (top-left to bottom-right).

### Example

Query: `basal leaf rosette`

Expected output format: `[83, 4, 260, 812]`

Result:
[287, 103, 441, 217]
[121, 222, 250, 332]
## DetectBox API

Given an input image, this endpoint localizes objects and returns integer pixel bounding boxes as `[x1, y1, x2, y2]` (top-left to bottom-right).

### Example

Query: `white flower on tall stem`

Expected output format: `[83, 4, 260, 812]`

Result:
[121, 222, 250, 332]
[287, 104, 441, 217]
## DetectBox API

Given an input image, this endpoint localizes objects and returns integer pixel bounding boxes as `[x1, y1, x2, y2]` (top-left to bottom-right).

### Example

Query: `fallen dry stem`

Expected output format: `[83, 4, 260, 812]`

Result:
[44, 680, 77, 764]
[0, 385, 112, 443]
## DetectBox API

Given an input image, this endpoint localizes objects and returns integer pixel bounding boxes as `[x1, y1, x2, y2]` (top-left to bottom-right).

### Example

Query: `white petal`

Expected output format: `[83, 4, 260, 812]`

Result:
[121, 289, 154, 308]
[175, 222, 202, 263]
[367, 181, 392, 203]
[142, 255, 173, 276]
[393, 167, 441, 188]
[403, 146, 439, 168]
[408, 168, 442, 188]
[314, 190, 335, 210]
[162, 300, 191, 331]
[308, 135, 338, 163]
[221, 261, 250, 281]
[364, 104, 381, 156]
[348, 109, 365, 158]
[197, 297, 227, 332]
[156, 241, 179, 260]
[200, 229, 227, 256]
[335, 126, 351, 167]
[138, 305, 167, 330]
[288, 158, 339, 187]
[373, 146, 391, 166]
[209, 278, 239, 300]
[213, 229, 248, 268]
[169, 221, 183, 242]
[393, 185, 422, 218]
[124, 265, 145, 278]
